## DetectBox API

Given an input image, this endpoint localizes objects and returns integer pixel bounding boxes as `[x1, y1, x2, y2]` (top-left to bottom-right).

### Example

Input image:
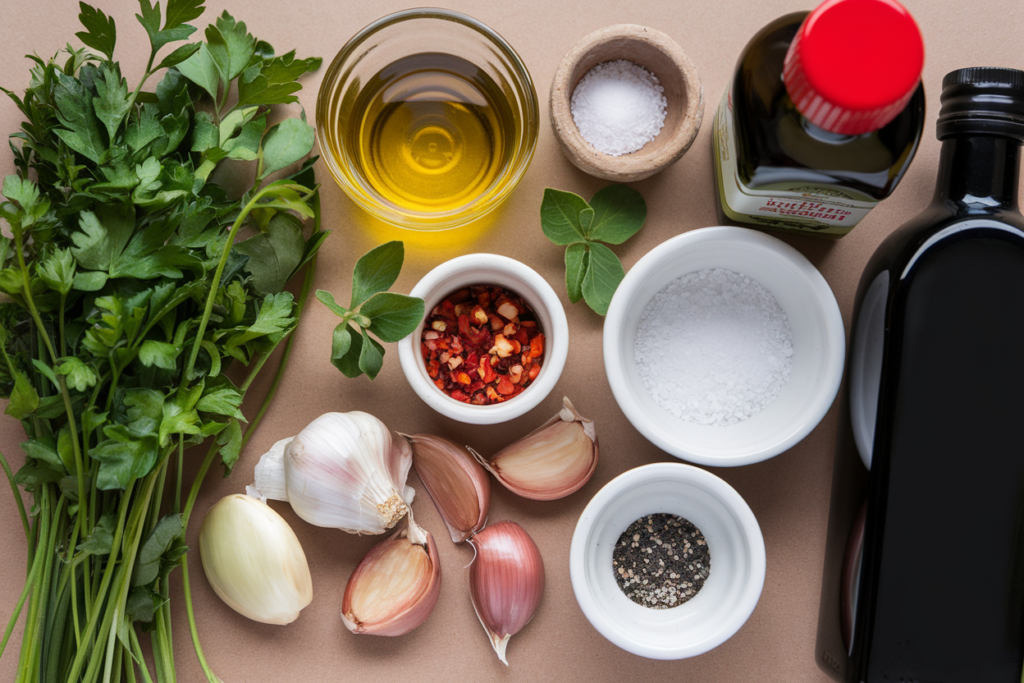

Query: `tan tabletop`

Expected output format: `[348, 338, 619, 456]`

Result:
[2, 1, 1023, 681]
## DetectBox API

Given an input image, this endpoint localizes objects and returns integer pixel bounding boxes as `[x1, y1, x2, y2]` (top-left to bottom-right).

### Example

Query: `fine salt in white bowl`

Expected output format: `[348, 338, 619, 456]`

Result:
[603, 226, 845, 466]
[397, 254, 569, 425]
[570, 462, 766, 660]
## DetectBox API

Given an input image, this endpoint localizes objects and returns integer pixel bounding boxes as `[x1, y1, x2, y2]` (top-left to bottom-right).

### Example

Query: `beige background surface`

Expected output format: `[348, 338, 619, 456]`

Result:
[1, 1, 1023, 681]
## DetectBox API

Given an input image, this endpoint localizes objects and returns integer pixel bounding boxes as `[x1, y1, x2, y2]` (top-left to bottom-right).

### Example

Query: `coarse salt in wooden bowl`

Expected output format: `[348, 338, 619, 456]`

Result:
[549, 24, 704, 182]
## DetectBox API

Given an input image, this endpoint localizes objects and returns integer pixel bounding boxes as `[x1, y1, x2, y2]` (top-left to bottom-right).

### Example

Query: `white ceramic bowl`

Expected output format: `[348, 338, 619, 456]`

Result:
[570, 462, 766, 660]
[398, 254, 569, 424]
[604, 226, 845, 466]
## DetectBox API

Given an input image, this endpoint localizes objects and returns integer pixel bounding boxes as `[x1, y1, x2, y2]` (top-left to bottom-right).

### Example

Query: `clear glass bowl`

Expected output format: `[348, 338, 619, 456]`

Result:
[316, 9, 539, 231]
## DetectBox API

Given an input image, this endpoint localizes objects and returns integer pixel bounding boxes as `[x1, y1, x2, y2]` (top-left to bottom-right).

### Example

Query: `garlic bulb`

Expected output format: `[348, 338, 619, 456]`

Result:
[468, 521, 545, 665]
[251, 412, 415, 535]
[199, 494, 313, 625]
[474, 397, 598, 501]
[404, 433, 490, 543]
[341, 515, 441, 636]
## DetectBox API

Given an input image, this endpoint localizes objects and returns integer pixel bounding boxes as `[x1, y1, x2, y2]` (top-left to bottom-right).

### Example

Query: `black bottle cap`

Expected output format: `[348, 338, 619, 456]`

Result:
[937, 67, 1024, 141]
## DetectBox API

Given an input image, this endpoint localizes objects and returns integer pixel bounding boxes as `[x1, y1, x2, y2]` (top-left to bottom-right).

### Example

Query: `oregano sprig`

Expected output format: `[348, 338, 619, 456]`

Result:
[541, 185, 647, 315]
[317, 241, 425, 380]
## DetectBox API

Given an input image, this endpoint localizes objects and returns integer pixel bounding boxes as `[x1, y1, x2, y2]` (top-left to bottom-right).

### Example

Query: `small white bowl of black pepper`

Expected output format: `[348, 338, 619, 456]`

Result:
[569, 462, 765, 659]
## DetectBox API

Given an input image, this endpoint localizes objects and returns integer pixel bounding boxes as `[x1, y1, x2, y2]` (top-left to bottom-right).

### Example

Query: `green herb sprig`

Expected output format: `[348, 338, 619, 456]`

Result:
[317, 241, 426, 380]
[541, 185, 647, 315]
[0, 1, 325, 681]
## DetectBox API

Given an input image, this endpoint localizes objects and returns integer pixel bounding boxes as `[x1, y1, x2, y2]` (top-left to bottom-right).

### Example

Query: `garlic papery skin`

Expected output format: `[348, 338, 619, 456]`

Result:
[404, 434, 490, 543]
[252, 412, 414, 535]
[468, 521, 545, 665]
[341, 516, 441, 636]
[199, 494, 313, 625]
[474, 397, 598, 501]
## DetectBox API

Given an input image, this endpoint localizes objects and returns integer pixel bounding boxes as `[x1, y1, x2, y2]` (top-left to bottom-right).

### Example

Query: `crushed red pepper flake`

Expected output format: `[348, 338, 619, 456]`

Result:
[422, 285, 545, 405]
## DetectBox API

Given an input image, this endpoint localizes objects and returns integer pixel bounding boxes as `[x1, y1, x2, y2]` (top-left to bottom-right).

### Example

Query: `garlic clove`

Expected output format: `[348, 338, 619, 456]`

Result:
[251, 412, 414, 535]
[341, 515, 441, 636]
[468, 521, 545, 665]
[404, 434, 490, 543]
[473, 397, 598, 501]
[199, 494, 313, 626]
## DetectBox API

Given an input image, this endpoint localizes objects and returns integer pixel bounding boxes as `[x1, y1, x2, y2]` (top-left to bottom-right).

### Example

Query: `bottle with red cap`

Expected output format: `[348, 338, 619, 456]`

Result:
[712, 0, 926, 237]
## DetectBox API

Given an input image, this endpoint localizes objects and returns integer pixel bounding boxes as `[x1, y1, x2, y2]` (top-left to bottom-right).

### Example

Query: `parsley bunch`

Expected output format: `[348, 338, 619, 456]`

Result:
[0, 2, 324, 681]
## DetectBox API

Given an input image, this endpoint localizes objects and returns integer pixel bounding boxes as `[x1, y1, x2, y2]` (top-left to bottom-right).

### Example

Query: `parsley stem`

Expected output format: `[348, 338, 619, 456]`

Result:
[126, 57, 156, 115]
[70, 559, 82, 649]
[59, 374, 89, 550]
[156, 581, 175, 682]
[180, 556, 217, 683]
[174, 438, 184, 514]
[181, 186, 272, 386]
[123, 646, 136, 683]
[13, 487, 48, 682]
[65, 477, 140, 683]
[58, 293, 66, 358]
[0, 501, 45, 660]
[0, 447, 29, 541]
[182, 436, 224, 529]
[81, 473, 155, 683]
[241, 191, 321, 450]
[239, 351, 268, 393]
[128, 629, 154, 683]
[13, 230, 57, 364]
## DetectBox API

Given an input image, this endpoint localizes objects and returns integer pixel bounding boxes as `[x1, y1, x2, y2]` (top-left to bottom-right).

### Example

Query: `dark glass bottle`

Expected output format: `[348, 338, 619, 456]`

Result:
[847, 68, 1024, 682]
[712, 0, 926, 238]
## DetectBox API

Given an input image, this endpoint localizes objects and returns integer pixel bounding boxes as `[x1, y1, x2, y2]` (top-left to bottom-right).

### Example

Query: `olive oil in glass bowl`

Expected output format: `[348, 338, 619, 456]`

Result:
[317, 9, 539, 231]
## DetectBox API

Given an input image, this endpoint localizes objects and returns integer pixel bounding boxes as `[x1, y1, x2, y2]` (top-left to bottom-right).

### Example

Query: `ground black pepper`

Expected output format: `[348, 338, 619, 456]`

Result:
[612, 513, 710, 609]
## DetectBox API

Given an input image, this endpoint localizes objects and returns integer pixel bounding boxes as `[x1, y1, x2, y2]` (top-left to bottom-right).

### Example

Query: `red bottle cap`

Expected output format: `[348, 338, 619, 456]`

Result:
[782, 0, 925, 135]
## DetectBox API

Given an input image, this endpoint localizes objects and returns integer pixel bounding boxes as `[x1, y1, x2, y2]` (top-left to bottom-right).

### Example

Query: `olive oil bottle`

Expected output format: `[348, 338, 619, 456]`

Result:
[340, 53, 515, 214]
[712, 0, 926, 237]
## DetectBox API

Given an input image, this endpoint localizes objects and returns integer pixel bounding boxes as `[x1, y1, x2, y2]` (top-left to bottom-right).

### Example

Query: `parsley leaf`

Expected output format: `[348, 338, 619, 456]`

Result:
[53, 71, 108, 164]
[259, 118, 314, 179]
[77, 2, 117, 60]
[234, 212, 305, 294]
[205, 12, 255, 83]
[92, 63, 131, 143]
[70, 203, 135, 272]
[136, 0, 197, 55]
[177, 43, 220, 100]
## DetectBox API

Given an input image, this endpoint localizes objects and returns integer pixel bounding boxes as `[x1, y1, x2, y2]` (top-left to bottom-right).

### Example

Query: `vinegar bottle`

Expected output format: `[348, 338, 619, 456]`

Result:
[847, 68, 1024, 682]
[712, 0, 926, 238]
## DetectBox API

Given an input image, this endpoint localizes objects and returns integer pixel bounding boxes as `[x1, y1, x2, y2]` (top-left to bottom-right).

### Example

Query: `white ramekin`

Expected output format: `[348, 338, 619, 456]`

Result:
[603, 226, 845, 466]
[570, 462, 766, 660]
[397, 254, 569, 425]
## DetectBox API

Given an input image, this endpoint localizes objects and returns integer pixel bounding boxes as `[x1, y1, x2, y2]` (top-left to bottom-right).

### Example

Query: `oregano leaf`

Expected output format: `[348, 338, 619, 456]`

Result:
[580, 242, 626, 316]
[540, 188, 588, 245]
[350, 241, 404, 308]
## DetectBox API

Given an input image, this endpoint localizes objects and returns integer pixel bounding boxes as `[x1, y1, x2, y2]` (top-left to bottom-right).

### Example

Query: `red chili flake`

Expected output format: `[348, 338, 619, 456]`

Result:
[421, 285, 546, 405]
[496, 375, 516, 395]
[530, 334, 544, 359]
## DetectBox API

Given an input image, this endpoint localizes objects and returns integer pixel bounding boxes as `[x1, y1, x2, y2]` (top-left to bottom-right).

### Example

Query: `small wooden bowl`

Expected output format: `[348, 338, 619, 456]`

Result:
[550, 25, 704, 182]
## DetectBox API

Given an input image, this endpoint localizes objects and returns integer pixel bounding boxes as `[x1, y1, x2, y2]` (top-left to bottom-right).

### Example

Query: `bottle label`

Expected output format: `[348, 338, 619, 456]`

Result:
[713, 88, 878, 236]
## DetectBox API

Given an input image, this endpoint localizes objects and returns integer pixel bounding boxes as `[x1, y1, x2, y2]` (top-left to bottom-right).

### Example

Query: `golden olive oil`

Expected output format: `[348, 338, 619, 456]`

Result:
[344, 53, 515, 213]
